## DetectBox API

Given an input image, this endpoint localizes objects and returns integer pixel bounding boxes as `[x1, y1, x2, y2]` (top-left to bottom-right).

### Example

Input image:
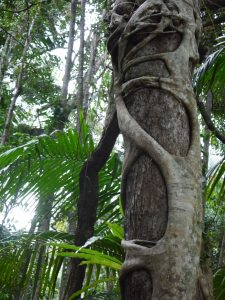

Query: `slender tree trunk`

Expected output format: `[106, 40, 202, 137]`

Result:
[83, 29, 100, 118]
[59, 211, 77, 300]
[66, 87, 120, 298]
[0, 35, 12, 105]
[13, 218, 38, 300]
[32, 196, 53, 300]
[108, 0, 210, 299]
[218, 231, 225, 268]
[202, 91, 213, 182]
[1, 18, 35, 145]
[57, 0, 78, 130]
[57, 2, 86, 294]
[76, 0, 86, 133]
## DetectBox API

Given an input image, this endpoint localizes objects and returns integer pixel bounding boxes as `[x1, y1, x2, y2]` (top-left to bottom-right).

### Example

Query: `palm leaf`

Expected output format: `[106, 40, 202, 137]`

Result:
[214, 267, 225, 300]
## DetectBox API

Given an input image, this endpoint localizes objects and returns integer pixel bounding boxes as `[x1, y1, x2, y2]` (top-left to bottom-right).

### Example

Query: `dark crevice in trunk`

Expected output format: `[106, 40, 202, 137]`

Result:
[122, 269, 153, 300]
[125, 154, 168, 242]
[122, 85, 190, 298]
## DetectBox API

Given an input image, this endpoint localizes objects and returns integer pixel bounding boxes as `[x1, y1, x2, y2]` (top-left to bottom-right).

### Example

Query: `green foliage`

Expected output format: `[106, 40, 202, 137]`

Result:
[0, 230, 73, 299]
[194, 32, 225, 141]
[2, 0, 225, 298]
[55, 222, 124, 299]
[214, 267, 225, 300]
[0, 121, 122, 298]
[204, 158, 225, 260]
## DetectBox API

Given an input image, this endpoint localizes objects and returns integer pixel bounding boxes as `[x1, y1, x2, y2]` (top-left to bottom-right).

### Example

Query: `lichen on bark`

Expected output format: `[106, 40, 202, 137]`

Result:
[108, 0, 209, 299]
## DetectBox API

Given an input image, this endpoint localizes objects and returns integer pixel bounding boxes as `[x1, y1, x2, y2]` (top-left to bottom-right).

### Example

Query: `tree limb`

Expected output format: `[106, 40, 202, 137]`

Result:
[66, 104, 120, 299]
[2, 0, 51, 13]
[197, 97, 225, 144]
[0, 26, 25, 47]
[203, 15, 225, 28]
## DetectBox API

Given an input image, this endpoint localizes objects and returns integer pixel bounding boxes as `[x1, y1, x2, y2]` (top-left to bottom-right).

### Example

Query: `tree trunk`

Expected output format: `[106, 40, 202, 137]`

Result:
[66, 87, 120, 298]
[1, 17, 36, 145]
[218, 231, 225, 268]
[108, 0, 209, 299]
[76, 0, 86, 133]
[13, 218, 38, 300]
[59, 211, 77, 300]
[83, 29, 100, 118]
[57, 0, 78, 130]
[32, 196, 53, 300]
[0, 35, 12, 105]
[202, 91, 212, 186]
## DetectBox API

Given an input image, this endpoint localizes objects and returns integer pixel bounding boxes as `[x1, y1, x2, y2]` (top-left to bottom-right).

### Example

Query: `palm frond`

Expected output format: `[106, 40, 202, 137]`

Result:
[0, 120, 123, 299]
[214, 267, 225, 300]
[52, 223, 124, 299]
[194, 47, 225, 100]
[205, 157, 225, 203]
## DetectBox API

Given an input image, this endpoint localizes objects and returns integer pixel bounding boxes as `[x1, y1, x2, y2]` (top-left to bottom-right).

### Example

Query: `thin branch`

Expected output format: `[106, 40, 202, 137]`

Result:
[0, 26, 25, 47]
[66, 81, 120, 298]
[197, 97, 225, 144]
[1, 0, 51, 13]
[203, 15, 225, 27]
[25, 0, 31, 42]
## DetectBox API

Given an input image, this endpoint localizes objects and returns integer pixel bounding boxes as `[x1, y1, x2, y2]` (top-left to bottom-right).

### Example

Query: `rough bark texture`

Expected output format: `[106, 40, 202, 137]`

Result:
[108, 0, 209, 299]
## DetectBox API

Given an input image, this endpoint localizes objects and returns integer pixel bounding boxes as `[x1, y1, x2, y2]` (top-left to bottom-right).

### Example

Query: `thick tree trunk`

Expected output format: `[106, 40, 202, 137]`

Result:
[108, 0, 209, 299]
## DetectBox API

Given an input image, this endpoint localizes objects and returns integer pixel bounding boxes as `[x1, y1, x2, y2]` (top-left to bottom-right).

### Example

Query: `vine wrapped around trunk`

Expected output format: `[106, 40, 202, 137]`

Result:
[108, 0, 208, 299]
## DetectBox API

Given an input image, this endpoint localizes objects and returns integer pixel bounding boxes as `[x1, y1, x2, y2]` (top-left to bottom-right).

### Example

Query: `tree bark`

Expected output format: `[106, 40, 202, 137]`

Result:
[108, 0, 208, 299]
